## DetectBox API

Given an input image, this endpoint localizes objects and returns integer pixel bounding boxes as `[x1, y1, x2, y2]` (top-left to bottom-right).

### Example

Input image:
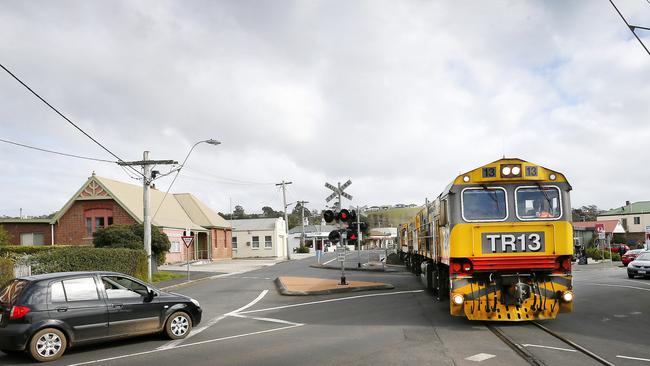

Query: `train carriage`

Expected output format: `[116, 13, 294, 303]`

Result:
[399, 158, 574, 321]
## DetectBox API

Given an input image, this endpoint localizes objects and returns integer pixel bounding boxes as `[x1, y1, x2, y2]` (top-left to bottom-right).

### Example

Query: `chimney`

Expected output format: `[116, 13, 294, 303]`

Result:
[151, 184, 156, 190]
[626, 200, 630, 206]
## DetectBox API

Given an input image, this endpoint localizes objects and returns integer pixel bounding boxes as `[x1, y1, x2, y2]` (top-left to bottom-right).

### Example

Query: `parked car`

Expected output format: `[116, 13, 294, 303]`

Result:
[610, 243, 630, 254]
[622, 249, 646, 266]
[0, 271, 202, 362]
[627, 252, 650, 279]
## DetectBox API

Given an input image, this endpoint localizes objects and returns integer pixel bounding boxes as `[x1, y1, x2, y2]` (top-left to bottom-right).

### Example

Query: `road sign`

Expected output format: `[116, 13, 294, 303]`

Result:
[325, 192, 337, 202]
[645, 225, 650, 234]
[340, 179, 352, 191]
[181, 236, 194, 248]
[595, 223, 605, 240]
[324, 180, 353, 200]
[337, 246, 346, 262]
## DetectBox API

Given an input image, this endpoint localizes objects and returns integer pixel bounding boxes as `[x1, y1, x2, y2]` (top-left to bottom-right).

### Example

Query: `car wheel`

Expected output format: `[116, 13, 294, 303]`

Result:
[165, 312, 192, 340]
[28, 328, 67, 362]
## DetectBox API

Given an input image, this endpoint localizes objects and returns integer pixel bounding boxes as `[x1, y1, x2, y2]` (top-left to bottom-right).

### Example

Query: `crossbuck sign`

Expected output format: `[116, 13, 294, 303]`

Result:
[325, 180, 353, 202]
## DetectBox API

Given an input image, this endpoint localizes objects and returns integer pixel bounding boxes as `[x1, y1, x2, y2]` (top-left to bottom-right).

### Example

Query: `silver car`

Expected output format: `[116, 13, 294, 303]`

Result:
[627, 252, 650, 278]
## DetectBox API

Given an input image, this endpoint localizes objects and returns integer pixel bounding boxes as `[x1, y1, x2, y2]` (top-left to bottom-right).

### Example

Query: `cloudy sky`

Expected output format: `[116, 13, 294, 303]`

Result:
[1, 0, 649, 218]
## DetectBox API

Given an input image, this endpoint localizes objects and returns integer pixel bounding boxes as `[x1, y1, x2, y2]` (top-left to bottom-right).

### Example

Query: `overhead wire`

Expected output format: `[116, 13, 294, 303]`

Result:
[0, 62, 144, 177]
[609, 0, 650, 56]
[0, 137, 116, 163]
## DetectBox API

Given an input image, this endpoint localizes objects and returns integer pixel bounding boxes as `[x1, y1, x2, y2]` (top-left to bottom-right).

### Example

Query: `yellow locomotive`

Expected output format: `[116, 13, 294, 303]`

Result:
[398, 158, 573, 321]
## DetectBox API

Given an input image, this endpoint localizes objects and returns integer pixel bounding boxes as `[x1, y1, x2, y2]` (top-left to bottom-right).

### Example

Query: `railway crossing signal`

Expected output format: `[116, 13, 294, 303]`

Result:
[324, 179, 353, 286]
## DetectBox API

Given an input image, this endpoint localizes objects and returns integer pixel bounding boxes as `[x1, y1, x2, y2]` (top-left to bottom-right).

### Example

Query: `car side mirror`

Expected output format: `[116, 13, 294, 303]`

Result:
[145, 288, 158, 302]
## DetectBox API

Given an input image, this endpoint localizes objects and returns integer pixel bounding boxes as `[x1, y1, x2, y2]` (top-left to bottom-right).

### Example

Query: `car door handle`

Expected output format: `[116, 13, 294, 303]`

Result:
[112, 304, 123, 309]
[56, 307, 68, 312]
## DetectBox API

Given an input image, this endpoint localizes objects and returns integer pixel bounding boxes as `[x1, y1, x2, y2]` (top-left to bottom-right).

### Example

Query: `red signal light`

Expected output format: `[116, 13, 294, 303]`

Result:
[10, 305, 30, 320]
[338, 209, 350, 222]
[452, 262, 461, 272]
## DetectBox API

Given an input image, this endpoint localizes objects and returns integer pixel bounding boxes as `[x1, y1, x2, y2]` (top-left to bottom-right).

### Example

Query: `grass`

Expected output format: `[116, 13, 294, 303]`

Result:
[152, 271, 185, 283]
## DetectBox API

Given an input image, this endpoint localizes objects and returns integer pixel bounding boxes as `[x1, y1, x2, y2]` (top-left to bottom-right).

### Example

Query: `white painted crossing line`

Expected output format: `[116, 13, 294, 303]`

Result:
[585, 283, 650, 292]
[465, 353, 496, 362]
[238, 289, 425, 315]
[523, 344, 577, 352]
[617, 355, 650, 363]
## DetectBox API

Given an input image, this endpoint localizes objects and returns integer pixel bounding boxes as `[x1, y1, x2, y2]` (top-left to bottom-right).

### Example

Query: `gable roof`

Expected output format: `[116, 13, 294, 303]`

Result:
[174, 194, 231, 229]
[572, 220, 626, 233]
[599, 201, 650, 216]
[230, 218, 282, 231]
[52, 175, 206, 231]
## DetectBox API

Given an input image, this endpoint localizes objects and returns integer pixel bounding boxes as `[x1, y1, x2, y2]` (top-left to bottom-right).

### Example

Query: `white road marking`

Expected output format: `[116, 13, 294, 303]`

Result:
[238, 289, 425, 315]
[631, 312, 643, 315]
[617, 355, 650, 362]
[613, 314, 628, 318]
[66, 324, 302, 366]
[157, 290, 269, 350]
[465, 353, 496, 362]
[585, 283, 650, 292]
[523, 344, 577, 352]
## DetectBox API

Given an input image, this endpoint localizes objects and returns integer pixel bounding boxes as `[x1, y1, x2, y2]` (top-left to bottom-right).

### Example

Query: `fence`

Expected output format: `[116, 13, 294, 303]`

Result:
[14, 264, 32, 277]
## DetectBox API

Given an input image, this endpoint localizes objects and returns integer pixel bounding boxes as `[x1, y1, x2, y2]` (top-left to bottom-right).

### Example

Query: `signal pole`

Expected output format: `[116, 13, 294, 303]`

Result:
[276, 181, 293, 260]
[297, 201, 309, 248]
[118, 151, 177, 282]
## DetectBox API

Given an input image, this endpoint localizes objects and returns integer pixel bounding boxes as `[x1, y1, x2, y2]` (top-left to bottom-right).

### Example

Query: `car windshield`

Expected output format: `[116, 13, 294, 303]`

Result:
[636, 253, 650, 261]
[0, 279, 28, 305]
[462, 187, 507, 221]
[516, 186, 561, 220]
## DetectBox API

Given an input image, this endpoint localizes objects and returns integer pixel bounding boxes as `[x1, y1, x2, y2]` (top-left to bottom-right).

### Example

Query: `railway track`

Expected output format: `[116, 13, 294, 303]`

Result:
[485, 321, 614, 366]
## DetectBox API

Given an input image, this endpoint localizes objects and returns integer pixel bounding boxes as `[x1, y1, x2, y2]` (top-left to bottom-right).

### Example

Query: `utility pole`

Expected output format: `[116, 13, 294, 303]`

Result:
[297, 200, 309, 249]
[118, 151, 177, 282]
[276, 181, 293, 260]
[357, 205, 362, 268]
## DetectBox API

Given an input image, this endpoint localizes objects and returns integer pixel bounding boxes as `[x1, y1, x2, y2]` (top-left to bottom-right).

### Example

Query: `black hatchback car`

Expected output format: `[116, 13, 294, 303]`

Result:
[0, 271, 202, 362]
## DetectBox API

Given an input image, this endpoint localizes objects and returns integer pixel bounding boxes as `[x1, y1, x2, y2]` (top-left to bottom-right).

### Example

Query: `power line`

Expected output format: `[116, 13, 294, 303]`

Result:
[0, 137, 116, 163]
[0, 62, 143, 177]
[609, 0, 650, 57]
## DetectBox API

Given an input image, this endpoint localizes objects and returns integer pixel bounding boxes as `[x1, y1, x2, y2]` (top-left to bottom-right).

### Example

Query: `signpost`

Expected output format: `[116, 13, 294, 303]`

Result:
[182, 235, 194, 281]
[594, 224, 609, 267]
[325, 180, 353, 285]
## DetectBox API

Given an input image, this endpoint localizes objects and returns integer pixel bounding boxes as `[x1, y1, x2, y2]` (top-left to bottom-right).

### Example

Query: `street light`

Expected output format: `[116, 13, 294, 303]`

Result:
[144, 138, 221, 282]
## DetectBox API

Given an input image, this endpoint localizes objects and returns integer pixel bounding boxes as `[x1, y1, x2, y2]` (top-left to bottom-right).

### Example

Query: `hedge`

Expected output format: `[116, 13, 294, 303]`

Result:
[0, 246, 148, 281]
[0, 257, 14, 287]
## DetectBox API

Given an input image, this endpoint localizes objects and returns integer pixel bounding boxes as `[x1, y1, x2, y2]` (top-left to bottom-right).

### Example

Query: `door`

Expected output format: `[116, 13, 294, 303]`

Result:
[101, 275, 163, 336]
[48, 277, 109, 341]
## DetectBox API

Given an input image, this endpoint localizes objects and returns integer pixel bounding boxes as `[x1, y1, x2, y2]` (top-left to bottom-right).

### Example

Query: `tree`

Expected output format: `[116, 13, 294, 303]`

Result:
[0, 226, 12, 245]
[93, 224, 171, 265]
[572, 205, 601, 222]
[262, 206, 282, 218]
[233, 205, 246, 219]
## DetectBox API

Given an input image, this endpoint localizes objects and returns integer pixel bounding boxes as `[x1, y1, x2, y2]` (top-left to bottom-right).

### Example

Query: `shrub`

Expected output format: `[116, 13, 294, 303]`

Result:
[0, 227, 12, 246]
[296, 245, 310, 253]
[0, 257, 14, 287]
[585, 247, 602, 260]
[93, 224, 170, 265]
[30, 247, 148, 280]
[612, 253, 621, 262]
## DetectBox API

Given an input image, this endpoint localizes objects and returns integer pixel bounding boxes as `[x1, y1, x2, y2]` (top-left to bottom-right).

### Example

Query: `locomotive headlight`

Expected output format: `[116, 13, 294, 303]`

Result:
[549, 174, 557, 180]
[561, 291, 574, 303]
[511, 166, 521, 175]
[452, 294, 465, 305]
[463, 175, 470, 182]
[502, 166, 511, 176]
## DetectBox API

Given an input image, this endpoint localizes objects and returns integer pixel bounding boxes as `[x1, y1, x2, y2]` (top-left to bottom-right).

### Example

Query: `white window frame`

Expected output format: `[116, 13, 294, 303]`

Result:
[252, 236, 259, 249]
[514, 185, 562, 221]
[264, 235, 272, 249]
[20, 232, 44, 246]
[232, 236, 238, 248]
[460, 187, 509, 223]
[170, 240, 181, 253]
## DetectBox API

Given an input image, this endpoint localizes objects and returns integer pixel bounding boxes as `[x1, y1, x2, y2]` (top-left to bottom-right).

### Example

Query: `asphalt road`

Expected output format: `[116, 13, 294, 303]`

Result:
[1, 255, 649, 366]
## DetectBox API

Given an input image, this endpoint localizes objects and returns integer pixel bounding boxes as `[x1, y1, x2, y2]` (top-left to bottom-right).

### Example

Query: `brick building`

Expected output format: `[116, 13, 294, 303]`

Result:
[0, 173, 231, 263]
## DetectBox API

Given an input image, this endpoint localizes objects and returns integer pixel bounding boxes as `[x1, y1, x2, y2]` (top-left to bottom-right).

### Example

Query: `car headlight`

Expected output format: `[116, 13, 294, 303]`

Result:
[190, 298, 201, 308]
[629, 263, 637, 268]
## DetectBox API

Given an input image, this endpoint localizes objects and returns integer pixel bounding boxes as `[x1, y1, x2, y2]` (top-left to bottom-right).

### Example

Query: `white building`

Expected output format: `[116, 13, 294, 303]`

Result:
[288, 224, 339, 252]
[230, 218, 287, 258]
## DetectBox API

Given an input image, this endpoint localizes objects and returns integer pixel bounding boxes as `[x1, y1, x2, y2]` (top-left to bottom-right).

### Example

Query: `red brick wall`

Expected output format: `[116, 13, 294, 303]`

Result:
[54, 199, 137, 245]
[0, 223, 52, 246]
[211, 228, 232, 259]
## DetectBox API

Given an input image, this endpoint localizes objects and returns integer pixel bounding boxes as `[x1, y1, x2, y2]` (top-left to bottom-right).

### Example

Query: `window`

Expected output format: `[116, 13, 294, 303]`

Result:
[20, 233, 44, 246]
[252, 236, 259, 248]
[232, 237, 237, 248]
[61, 277, 99, 301]
[101, 276, 148, 299]
[461, 187, 507, 221]
[50, 282, 66, 302]
[170, 240, 181, 253]
[83, 208, 113, 236]
[622, 218, 628, 230]
[634, 217, 640, 225]
[515, 186, 562, 220]
[265, 236, 272, 248]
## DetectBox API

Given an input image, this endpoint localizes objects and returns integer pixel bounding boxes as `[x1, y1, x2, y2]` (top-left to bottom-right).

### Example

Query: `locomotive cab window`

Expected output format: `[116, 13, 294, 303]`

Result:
[461, 187, 507, 222]
[515, 186, 562, 220]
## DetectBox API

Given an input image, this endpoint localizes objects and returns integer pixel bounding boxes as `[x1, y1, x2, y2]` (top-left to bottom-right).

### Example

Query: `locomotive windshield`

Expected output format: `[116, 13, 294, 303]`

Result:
[515, 186, 561, 220]
[461, 187, 507, 221]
